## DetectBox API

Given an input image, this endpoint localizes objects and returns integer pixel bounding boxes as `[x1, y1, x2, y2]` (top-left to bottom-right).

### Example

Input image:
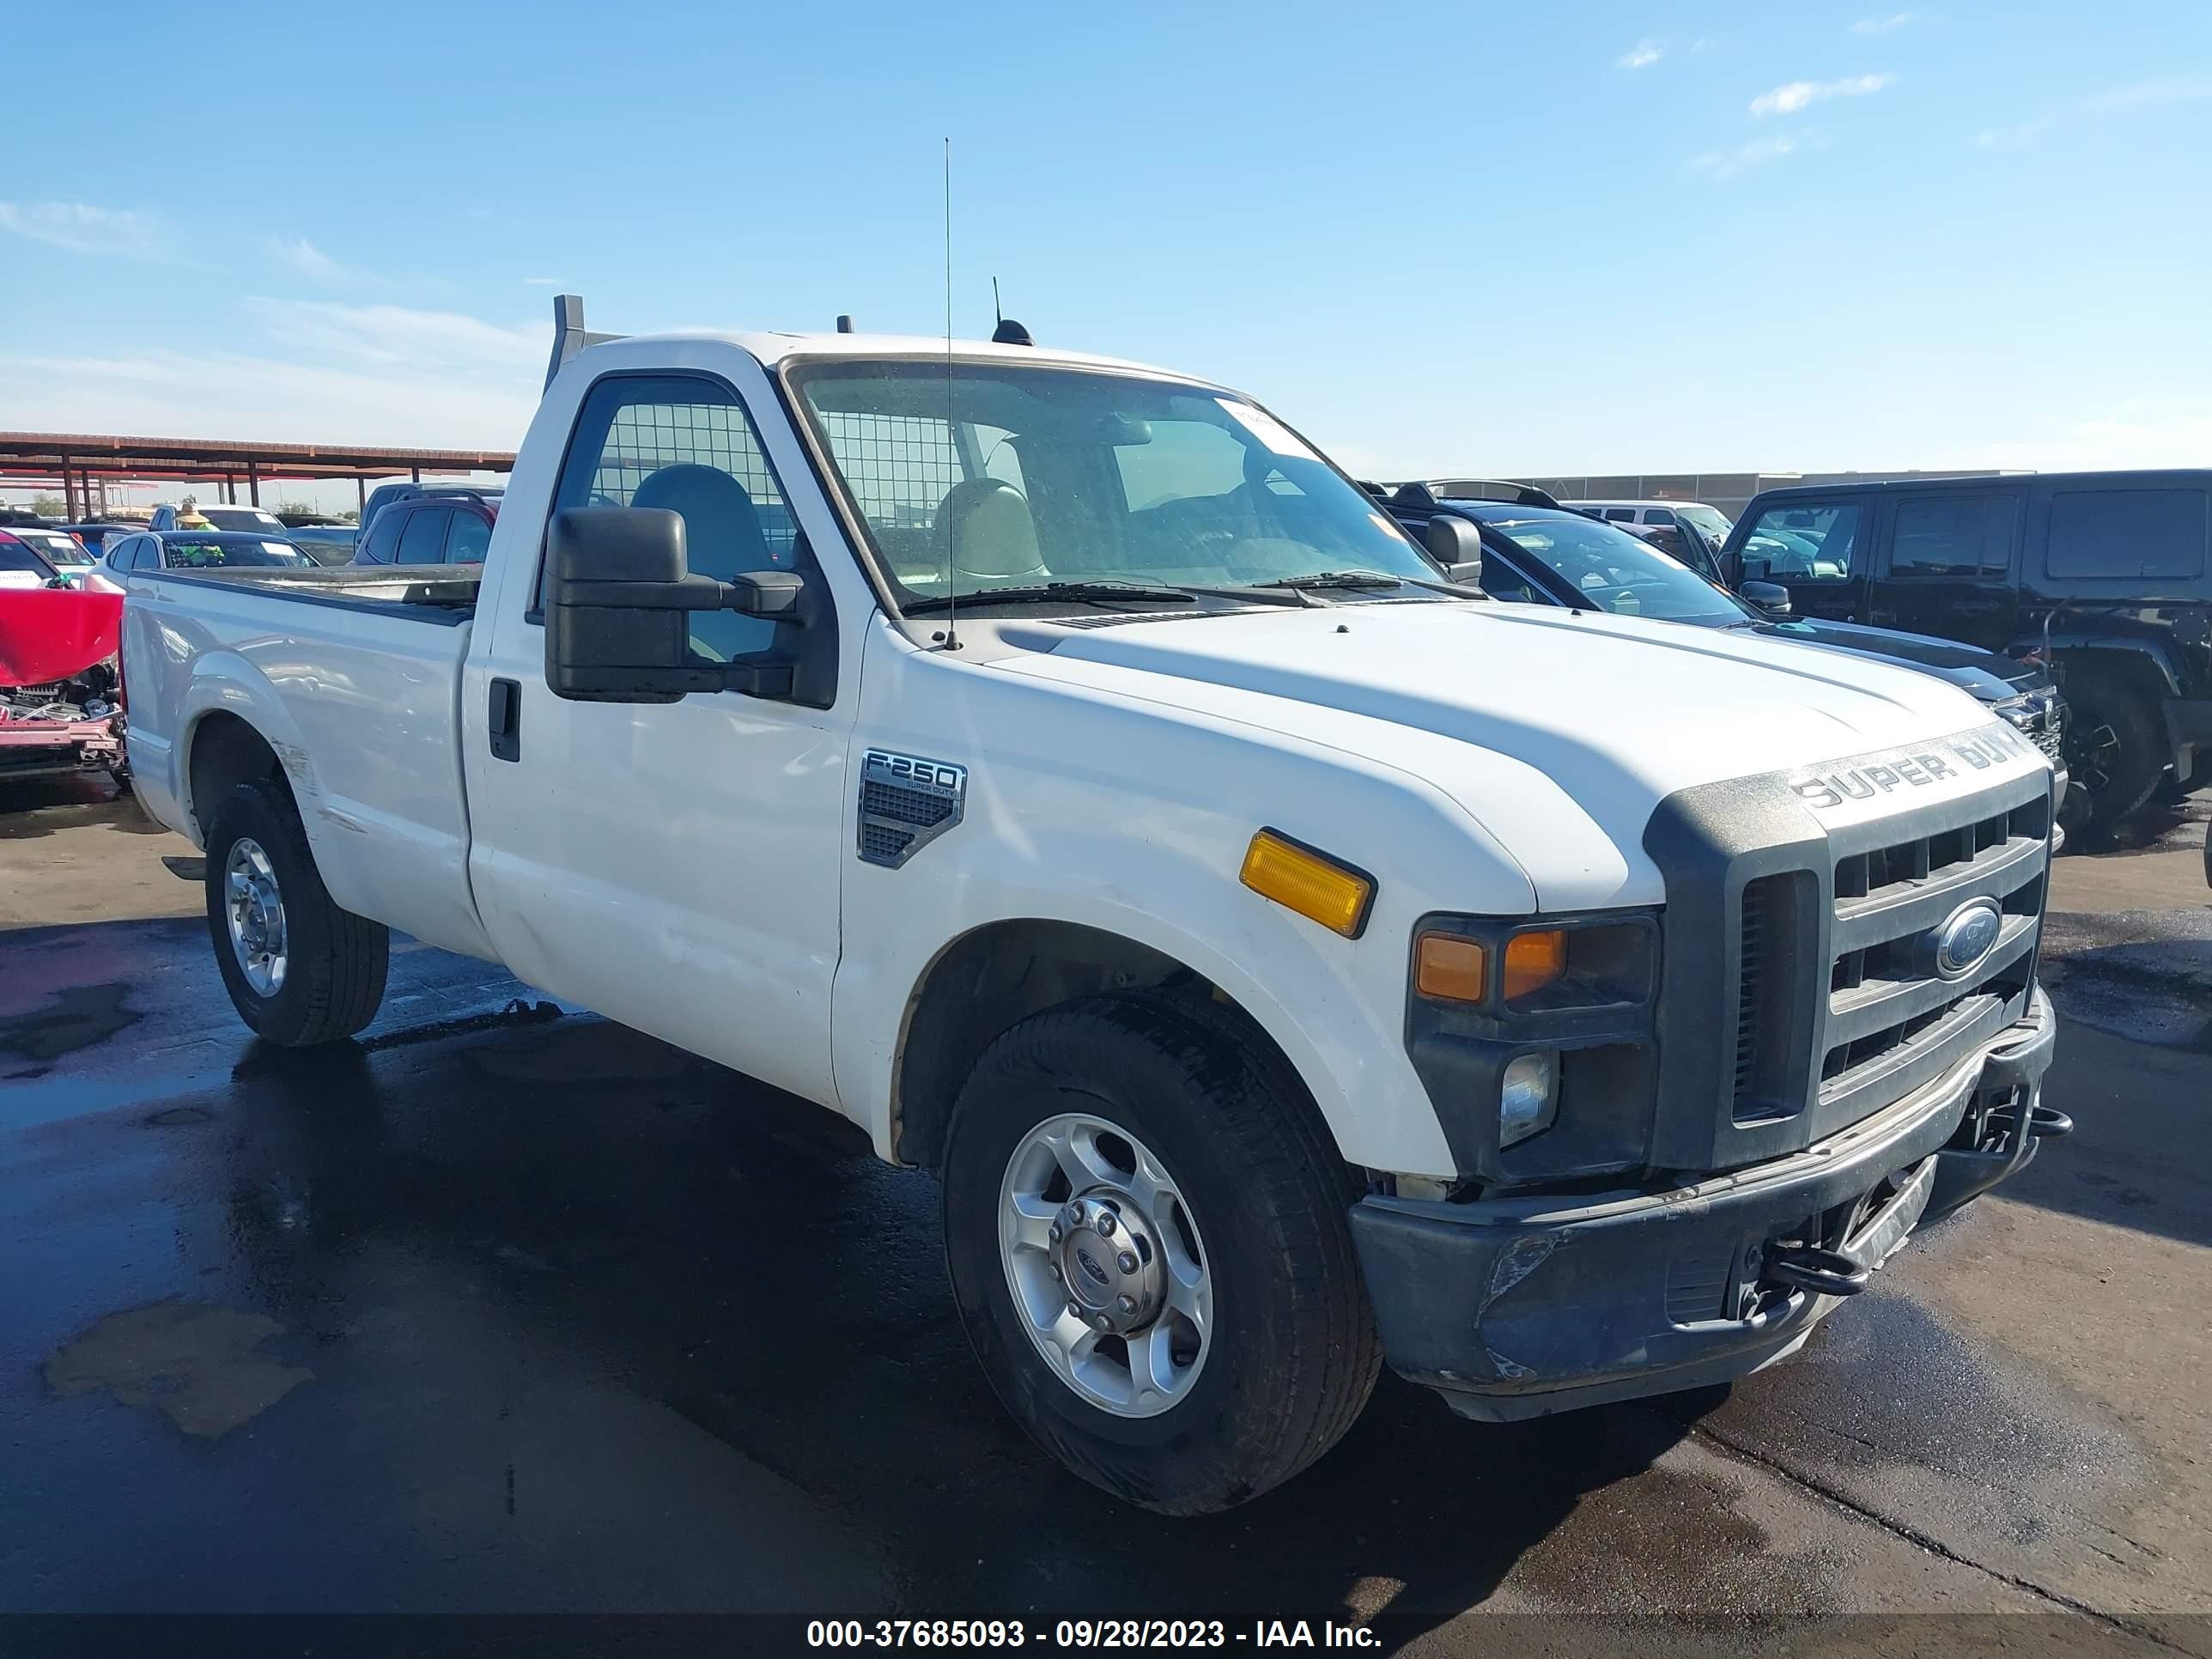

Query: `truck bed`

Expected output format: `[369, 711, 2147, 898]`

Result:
[123, 559, 493, 962]
[138, 562, 482, 622]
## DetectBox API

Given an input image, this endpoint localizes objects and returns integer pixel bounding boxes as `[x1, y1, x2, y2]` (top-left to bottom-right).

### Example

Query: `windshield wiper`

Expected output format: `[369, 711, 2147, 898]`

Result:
[904, 581, 1196, 614]
[905, 579, 1322, 615]
[1255, 569, 1485, 599]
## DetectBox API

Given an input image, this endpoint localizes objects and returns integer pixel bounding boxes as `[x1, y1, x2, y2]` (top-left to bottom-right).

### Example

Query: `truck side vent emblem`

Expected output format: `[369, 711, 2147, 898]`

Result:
[857, 750, 966, 869]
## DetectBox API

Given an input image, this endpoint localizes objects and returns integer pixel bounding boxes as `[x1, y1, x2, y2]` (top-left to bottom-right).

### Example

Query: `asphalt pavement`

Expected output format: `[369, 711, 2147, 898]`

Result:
[2, 775, 2207, 1654]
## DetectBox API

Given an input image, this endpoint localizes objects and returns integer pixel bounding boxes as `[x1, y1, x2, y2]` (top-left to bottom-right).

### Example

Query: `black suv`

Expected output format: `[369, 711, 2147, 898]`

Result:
[1722, 471, 2212, 830]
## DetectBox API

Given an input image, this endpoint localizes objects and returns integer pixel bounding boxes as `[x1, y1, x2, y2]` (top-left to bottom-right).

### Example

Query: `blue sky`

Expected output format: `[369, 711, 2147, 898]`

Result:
[4, 0, 2209, 507]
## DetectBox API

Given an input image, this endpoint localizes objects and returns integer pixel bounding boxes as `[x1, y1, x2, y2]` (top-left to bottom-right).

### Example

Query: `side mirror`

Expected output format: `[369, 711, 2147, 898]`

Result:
[1740, 580, 1793, 617]
[544, 506, 807, 704]
[1424, 517, 1483, 588]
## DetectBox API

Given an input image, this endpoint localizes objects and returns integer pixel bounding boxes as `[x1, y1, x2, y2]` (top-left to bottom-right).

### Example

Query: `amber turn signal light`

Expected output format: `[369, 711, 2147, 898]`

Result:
[1503, 929, 1568, 1000]
[1240, 830, 1375, 939]
[1414, 933, 1490, 1003]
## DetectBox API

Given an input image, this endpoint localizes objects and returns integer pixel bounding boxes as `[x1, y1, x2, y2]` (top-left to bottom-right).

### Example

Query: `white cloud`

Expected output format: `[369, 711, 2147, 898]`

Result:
[0, 201, 162, 258]
[1689, 134, 1802, 179]
[1619, 39, 1665, 70]
[0, 295, 548, 452]
[1978, 74, 2212, 148]
[272, 236, 341, 280]
[1750, 73, 1894, 116]
[1850, 13, 1917, 35]
[523, 276, 561, 286]
[246, 299, 544, 370]
[2077, 74, 2212, 114]
[0, 344, 537, 449]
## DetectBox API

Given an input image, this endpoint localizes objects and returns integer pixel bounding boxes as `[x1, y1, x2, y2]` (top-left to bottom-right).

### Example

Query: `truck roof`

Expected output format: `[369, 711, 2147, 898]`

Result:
[548, 294, 1218, 392]
[674, 328, 1205, 380]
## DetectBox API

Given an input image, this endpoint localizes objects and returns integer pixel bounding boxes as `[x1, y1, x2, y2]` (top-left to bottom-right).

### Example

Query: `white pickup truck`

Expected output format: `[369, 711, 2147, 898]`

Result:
[125, 300, 2065, 1514]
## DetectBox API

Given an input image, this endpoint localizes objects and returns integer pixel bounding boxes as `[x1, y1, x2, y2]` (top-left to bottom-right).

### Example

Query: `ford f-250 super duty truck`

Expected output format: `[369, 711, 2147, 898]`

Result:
[123, 298, 2067, 1514]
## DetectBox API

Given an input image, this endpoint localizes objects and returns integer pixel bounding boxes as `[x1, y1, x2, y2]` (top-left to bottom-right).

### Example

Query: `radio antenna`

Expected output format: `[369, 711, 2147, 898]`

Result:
[940, 137, 961, 653]
[993, 276, 1003, 326]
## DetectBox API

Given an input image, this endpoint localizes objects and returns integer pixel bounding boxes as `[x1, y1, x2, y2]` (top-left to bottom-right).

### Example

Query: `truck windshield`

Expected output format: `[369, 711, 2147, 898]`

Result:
[788, 361, 1437, 606]
[1477, 510, 1749, 623]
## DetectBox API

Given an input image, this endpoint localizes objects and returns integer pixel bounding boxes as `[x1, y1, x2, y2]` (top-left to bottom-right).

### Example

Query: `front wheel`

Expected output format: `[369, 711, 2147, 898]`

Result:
[941, 990, 1380, 1516]
[2060, 672, 2165, 833]
[203, 779, 390, 1045]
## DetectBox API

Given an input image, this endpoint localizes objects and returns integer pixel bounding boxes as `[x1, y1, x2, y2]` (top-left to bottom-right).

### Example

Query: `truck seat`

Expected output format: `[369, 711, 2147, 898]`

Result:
[935, 478, 1048, 582]
[632, 464, 787, 576]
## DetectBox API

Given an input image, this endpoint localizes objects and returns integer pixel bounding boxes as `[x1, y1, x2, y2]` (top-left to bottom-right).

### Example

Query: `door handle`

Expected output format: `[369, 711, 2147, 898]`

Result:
[488, 678, 520, 762]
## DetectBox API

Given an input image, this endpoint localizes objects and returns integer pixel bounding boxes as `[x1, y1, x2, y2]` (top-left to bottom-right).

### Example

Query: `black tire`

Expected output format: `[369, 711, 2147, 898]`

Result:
[203, 779, 389, 1045]
[2060, 671, 2166, 832]
[941, 988, 1381, 1516]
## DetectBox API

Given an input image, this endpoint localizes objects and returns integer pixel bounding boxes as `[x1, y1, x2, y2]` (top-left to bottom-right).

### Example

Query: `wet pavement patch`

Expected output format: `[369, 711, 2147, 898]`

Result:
[0, 981, 140, 1061]
[44, 1299, 313, 1437]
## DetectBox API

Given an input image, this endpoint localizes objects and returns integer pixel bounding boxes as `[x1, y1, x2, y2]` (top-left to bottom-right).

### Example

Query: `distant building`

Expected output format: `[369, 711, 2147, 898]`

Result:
[1513, 470, 2029, 522]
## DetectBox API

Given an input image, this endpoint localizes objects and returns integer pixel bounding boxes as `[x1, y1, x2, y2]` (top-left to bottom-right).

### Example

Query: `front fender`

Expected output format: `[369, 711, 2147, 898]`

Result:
[833, 626, 1546, 1179]
[835, 857, 1463, 1181]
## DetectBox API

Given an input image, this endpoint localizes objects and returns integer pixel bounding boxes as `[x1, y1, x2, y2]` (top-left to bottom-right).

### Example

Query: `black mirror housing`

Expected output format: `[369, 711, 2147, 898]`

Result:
[1740, 580, 1794, 617]
[544, 506, 805, 704]
[1425, 516, 1483, 587]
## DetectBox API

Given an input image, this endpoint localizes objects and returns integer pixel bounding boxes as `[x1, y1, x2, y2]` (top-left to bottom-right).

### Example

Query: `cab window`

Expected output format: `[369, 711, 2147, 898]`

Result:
[358, 507, 407, 564]
[550, 374, 801, 662]
[1888, 495, 2017, 579]
[397, 508, 451, 564]
[444, 511, 491, 563]
[1740, 502, 1863, 583]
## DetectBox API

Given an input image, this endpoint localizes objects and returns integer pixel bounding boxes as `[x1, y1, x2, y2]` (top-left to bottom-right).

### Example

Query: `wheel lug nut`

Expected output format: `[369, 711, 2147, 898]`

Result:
[1116, 1294, 1137, 1316]
[1062, 1201, 1085, 1229]
[1094, 1211, 1116, 1237]
[1116, 1250, 1139, 1274]
[1048, 1224, 1061, 1245]
[1048, 1261, 1062, 1282]
[1066, 1301, 1082, 1320]
[1092, 1314, 1113, 1333]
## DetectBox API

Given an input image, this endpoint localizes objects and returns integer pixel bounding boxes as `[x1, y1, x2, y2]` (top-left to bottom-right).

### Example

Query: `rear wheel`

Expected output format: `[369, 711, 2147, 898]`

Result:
[941, 989, 1380, 1516]
[2060, 671, 2165, 833]
[204, 779, 389, 1045]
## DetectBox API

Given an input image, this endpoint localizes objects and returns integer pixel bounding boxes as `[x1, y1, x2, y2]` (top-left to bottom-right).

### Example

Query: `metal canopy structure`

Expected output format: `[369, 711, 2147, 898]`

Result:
[0, 430, 518, 520]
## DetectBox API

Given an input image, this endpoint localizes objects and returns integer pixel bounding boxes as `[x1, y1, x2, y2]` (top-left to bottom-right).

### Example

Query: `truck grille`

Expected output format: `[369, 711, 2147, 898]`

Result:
[1643, 727, 2053, 1176]
[1813, 789, 2048, 1129]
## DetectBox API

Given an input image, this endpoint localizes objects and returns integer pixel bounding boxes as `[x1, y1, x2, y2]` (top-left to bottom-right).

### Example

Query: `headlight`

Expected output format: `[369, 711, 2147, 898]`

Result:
[1414, 918, 1654, 1012]
[1405, 910, 1660, 1178]
[1499, 1052, 1559, 1146]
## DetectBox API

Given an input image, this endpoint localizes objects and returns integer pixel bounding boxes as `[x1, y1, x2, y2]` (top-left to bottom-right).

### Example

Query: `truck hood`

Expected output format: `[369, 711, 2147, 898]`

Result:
[992, 600, 2016, 908]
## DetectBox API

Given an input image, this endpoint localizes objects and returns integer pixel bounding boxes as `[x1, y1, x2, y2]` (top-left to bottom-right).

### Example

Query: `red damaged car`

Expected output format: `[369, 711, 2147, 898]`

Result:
[0, 534, 127, 787]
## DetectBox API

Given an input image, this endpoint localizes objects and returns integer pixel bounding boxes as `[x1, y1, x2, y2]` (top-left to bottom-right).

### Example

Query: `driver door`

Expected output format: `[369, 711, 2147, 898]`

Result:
[463, 368, 855, 1106]
[1735, 498, 1869, 623]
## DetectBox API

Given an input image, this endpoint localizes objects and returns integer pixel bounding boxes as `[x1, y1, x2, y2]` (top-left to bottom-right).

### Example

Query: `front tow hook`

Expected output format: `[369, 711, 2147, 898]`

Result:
[1764, 1243, 1870, 1298]
[1994, 1103, 2075, 1139]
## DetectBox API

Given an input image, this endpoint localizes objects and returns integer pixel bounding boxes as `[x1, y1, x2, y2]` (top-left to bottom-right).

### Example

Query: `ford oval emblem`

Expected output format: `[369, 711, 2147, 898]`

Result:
[1929, 898, 2003, 981]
